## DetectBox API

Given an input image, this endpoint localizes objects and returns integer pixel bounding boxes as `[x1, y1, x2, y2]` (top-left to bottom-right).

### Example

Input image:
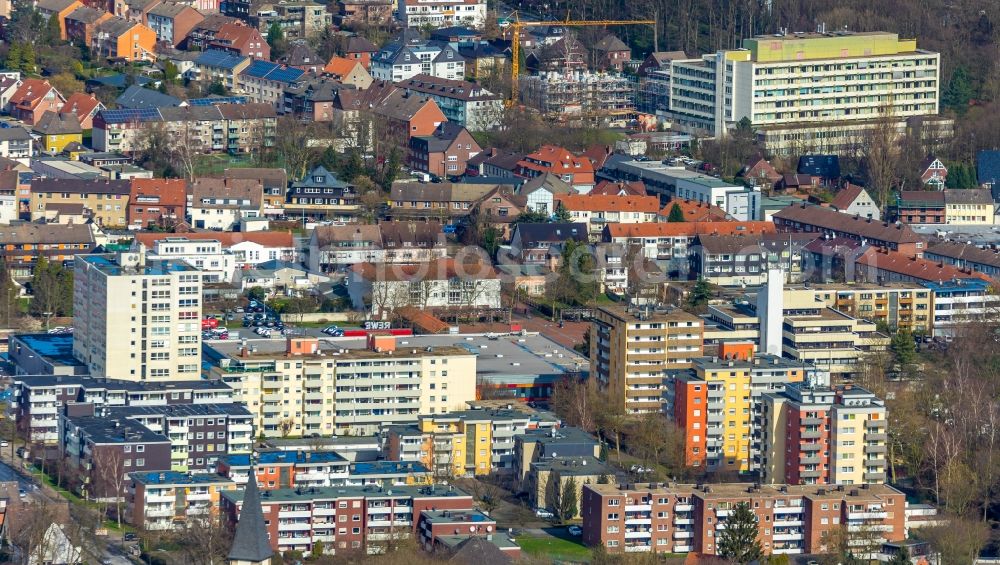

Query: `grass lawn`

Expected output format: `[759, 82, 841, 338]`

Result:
[516, 534, 592, 562]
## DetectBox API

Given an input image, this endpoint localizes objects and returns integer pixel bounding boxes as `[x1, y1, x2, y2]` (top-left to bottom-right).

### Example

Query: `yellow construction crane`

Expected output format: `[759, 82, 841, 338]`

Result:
[507, 13, 656, 105]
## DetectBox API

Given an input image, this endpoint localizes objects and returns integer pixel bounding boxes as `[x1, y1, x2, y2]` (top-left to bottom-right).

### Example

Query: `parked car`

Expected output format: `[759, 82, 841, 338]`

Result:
[123, 533, 138, 542]
[567, 525, 582, 536]
[534, 508, 554, 519]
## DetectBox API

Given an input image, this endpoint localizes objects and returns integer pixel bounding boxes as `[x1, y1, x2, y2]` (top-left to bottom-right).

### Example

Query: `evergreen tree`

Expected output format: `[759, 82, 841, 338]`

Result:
[688, 277, 712, 308]
[597, 473, 610, 484]
[885, 547, 911, 565]
[717, 502, 764, 564]
[667, 202, 686, 222]
[890, 329, 918, 372]
[558, 477, 578, 522]
[554, 201, 571, 222]
[943, 66, 974, 115]
[5, 43, 21, 72]
[29, 257, 71, 318]
[46, 14, 61, 43]
[20, 43, 35, 74]
[267, 22, 284, 47]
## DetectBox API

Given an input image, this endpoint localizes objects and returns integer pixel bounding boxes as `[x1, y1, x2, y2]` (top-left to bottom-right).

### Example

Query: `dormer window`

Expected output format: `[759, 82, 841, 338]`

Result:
[313, 176, 323, 182]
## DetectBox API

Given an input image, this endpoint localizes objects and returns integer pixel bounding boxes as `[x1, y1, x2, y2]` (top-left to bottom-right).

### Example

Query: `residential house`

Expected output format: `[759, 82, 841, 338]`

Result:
[370, 34, 465, 82]
[525, 36, 586, 73]
[322, 56, 374, 89]
[408, 122, 481, 178]
[210, 21, 269, 60]
[830, 184, 881, 220]
[478, 149, 523, 178]
[92, 17, 157, 62]
[216, 103, 278, 154]
[185, 13, 239, 50]
[248, 1, 330, 40]
[114, 0, 161, 24]
[348, 258, 500, 318]
[189, 49, 251, 92]
[457, 41, 507, 80]
[691, 233, 815, 286]
[944, 188, 993, 225]
[370, 90, 446, 145]
[237, 260, 330, 293]
[146, 2, 205, 47]
[508, 222, 588, 265]
[344, 35, 379, 69]
[127, 178, 187, 229]
[397, 74, 503, 131]
[797, 154, 841, 188]
[656, 198, 731, 222]
[65, 6, 113, 47]
[337, 0, 392, 27]
[855, 247, 989, 286]
[93, 103, 276, 153]
[387, 181, 494, 222]
[0, 223, 94, 277]
[188, 177, 264, 230]
[128, 472, 237, 531]
[592, 34, 630, 71]
[278, 43, 322, 73]
[554, 194, 660, 235]
[0, 169, 19, 223]
[286, 165, 359, 222]
[776, 173, 815, 192]
[281, 75, 350, 122]
[238, 60, 305, 110]
[0, 127, 34, 165]
[0, 76, 22, 112]
[308, 224, 383, 271]
[379, 220, 448, 263]
[35, 0, 84, 40]
[59, 92, 104, 130]
[518, 172, 573, 215]
[925, 240, 1000, 279]
[742, 157, 782, 190]
[7, 79, 65, 125]
[474, 185, 526, 238]
[516, 145, 596, 192]
[30, 178, 131, 226]
[920, 156, 948, 188]
[33, 112, 83, 154]
[221, 167, 287, 215]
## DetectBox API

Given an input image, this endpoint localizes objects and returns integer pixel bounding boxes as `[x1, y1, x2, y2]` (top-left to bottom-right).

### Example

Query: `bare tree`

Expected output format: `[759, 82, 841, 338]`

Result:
[863, 104, 902, 211]
[176, 514, 234, 565]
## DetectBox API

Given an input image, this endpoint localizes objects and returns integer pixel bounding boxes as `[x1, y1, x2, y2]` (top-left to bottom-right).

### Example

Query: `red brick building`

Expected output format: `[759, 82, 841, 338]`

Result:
[581, 482, 906, 556]
[210, 21, 269, 59]
[408, 122, 481, 177]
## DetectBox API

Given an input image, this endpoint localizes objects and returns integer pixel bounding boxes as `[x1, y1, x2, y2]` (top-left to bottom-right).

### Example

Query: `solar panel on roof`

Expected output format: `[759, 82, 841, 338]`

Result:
[100, 107, 161, 123]
[188, 96, 248, 106]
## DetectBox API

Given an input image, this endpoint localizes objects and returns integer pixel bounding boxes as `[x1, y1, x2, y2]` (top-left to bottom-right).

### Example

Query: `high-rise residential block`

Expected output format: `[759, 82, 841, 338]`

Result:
[73, 251, 203, 381]
[591, 305, 704, 415]
[761, 384, 888, 485]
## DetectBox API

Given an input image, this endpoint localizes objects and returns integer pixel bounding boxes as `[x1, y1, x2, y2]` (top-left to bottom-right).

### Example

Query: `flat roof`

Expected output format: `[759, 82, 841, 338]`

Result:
[221, 483, 468, 504]
[13, 372, 231, 392]
[218, 450, 347, 467]
[108, 403, 251, 418]
[131, 470, 235, 486]
[13, 333, 82, 367]
[350, 460, 429, 476]
[585, 481, 904, 501]
[81, 253, 199, 276]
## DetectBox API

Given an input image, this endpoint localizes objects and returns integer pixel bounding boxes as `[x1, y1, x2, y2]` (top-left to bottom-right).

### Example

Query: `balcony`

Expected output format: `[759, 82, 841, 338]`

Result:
[625, 504, 651, 512]
[277, 522, 312, 531]
[146, 508, 174, 518]
[864, 472, 887, 482]
[624, 530, 652, 539]
[673, 517, 693, 525]
[774, 519, 804, 527]
[865, 419, 887, 429]
[625, 517, 652, 525]
[675, 504, 693, 512]
[673, 530, 693, 539]
[674, 545, 693, 552]
[847, 510, 887, 520]
[866, 432, 888, 442]
[864, 444, 887, 454]
[282, 510, 312, 519]
[773, 505, 804, 514]
[800, 429, 822, 439]
[799, 455, 821, 465]
[773, 532, 804, 541]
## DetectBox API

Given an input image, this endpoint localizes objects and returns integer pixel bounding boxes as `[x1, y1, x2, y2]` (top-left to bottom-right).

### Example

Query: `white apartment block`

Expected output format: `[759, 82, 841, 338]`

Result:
[205, 337, 477, 437]
[668, 31, 941, 154]
[74, 251, 203, 382]
[141, 237, 237, 284]
[370, 41, 466, 82]
[397, 0, 486, 29]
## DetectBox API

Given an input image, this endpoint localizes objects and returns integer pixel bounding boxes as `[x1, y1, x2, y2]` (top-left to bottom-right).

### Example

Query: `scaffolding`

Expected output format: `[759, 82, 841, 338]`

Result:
[520, 70, 637, 123]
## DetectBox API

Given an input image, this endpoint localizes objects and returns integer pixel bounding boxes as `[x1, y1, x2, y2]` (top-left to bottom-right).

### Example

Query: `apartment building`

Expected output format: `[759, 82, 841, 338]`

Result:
[692, 233, 815, 286]
[30, 178, 131, 227]
[784, 283, 933, 334]
[419, 509, 520, 558]
[105, 403, 254, 472]
[285, 165, 359, 222]
[554, 194, 660, 236]
[396, 0, 485, 29]
[591, 305, 704, 415]
[581, 482, 906, 556]
[0, 223, 94, 278]
[217, 450, 350, 489]
[127, 471, 236, 530]
[60, 415, 172, 500]
[73, 251, 203, 382]
[0, 127, 34, 165]
[513, 427, 601, 484]
[12, 371, 233, 443]
[220, 484, 475, 556]
[891, 189, 994, 225]
[188, 177, 264, 231]
[925, 240, 1000, 278]
[667, 32, 940, 156]
[383, 409, 543, 477]
[664, 345, 814, 472]
[760, 383, 887, 486]
[515, 145, 595, 192]
[133, 231, 296, 269]
[924, 278, 1000, 337]
[397, 74, 503, 131]
[773, 204, 926, 256]
[528, 456, 612, 518]
[203, 336, 477, 437]
[370, 36, 466, 82]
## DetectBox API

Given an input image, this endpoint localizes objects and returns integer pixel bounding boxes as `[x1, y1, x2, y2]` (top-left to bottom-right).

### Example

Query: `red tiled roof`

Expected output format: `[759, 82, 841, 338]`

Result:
[59, 92, 102, 121]
[132, 231, 294, 248]
[323, 56, 360, 77]
[130, 178, 187, 208]
[9, 79, 55, 110]
[517, 145, 594, 176]
[856, 247, 994, 284]
[773, 203, 924, 245]
[659, 199, 731, 222]
[554, 194, 660, 213]
[605, 221, 776, 238]
[829, 184, 868, 211]
[591, 180, 645, 196]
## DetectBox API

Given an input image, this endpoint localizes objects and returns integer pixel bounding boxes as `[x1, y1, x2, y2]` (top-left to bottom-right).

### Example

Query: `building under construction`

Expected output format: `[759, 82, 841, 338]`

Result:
[520, 70, 637, 124]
